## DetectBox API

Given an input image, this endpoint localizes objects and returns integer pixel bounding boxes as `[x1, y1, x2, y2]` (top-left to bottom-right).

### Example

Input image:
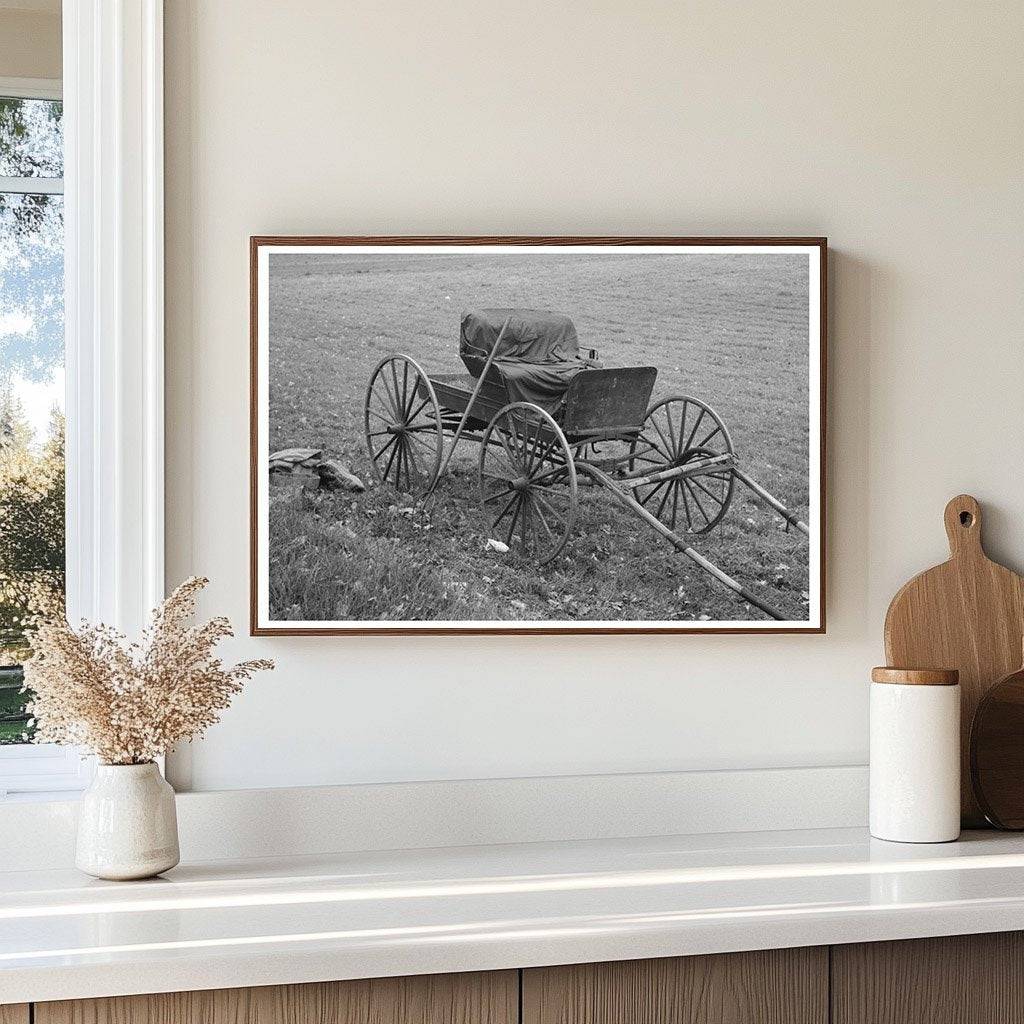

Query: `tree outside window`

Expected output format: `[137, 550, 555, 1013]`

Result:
[0, 94, 65, 744]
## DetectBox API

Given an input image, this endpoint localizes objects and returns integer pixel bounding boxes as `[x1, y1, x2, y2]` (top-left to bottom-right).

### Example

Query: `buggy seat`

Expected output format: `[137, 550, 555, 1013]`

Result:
[460, 309, 588, 414]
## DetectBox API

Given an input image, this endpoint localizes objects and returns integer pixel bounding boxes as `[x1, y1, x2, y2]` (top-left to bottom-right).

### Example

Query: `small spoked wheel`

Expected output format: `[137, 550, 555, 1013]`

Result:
[630, 395, 736, 534]
[479, 402, 578, 565]
[364, 354, 443, 496]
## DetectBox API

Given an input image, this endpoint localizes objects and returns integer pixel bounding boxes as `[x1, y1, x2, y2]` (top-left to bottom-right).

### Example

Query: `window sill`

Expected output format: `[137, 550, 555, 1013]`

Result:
[0, 744, 93, 799]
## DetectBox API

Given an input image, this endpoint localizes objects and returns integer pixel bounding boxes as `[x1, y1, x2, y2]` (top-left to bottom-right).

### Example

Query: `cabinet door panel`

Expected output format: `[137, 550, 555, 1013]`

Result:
[36, 970, 517, 1024]
[523, 948, 828, 1024]
[832, 932, 1024, 1024]
[0, 1006, 29, 1024]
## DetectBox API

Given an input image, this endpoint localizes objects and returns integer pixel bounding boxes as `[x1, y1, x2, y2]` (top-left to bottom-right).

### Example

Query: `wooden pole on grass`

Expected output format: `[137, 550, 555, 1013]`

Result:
[732, 468, 810, 535]
[425, 315, 513, 498]
[576, 463, 785, 621]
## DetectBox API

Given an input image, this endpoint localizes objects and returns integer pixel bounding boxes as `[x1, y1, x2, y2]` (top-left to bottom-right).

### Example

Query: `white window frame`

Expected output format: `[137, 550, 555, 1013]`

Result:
[0, 0, 165, 799]
[0, 77, 61, 101]
[0, 77, 64, 194]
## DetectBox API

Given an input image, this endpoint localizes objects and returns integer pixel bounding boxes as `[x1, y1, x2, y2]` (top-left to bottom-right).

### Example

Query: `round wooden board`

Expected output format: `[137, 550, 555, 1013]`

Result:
[970, 664, 1024, 829]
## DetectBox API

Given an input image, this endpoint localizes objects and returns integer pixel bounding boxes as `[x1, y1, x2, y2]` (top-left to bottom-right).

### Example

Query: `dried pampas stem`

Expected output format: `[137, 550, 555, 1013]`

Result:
[23, 576, 274, 765]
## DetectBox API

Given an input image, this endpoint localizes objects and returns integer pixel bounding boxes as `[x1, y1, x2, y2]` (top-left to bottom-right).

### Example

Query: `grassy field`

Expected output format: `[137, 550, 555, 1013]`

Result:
[267, 251, 812, 623]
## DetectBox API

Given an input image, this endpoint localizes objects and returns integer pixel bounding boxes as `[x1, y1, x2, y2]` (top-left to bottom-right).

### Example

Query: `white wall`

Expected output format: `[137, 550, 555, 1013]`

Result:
[164, 0, 1024, 792]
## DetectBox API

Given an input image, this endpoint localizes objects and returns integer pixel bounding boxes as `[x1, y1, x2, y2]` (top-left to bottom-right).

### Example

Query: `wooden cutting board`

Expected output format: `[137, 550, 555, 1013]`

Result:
[884, 494, 1024, 826]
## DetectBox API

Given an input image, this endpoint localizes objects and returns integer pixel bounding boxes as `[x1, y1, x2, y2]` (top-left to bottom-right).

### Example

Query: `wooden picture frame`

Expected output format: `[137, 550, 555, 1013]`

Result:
[251, 237, 827, 635]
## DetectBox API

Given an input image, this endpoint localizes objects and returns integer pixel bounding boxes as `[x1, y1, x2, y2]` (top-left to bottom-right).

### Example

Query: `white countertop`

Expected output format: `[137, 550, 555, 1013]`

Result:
[4, 826, 1024, 1004]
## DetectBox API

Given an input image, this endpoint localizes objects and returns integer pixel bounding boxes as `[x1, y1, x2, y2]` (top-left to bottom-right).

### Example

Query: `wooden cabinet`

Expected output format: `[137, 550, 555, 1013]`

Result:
[522, 948, 828, 1024]
[832, 932, 1024, 1024]
[34, 971, 517, 1024]
[22, 932, 1024, 1024]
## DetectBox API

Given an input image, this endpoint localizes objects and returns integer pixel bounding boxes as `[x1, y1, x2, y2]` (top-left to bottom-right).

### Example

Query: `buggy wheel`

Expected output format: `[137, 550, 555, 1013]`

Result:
[630, 395, 736, 534]
[364, 354, 443, 496]
[479, 402, 578, 565]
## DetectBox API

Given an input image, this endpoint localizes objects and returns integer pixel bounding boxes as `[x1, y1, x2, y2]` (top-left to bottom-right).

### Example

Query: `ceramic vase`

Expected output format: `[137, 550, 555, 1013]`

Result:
[76, 762, 180, 880]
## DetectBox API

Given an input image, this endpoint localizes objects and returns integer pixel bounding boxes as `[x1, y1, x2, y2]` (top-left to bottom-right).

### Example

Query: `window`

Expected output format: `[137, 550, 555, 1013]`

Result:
[0, 80, 83, 797]
[0, 5, 166, 798]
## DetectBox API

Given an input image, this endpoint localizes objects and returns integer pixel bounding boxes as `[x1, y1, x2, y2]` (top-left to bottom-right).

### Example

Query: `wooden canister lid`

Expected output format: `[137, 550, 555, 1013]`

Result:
[871, 666, 959, 686]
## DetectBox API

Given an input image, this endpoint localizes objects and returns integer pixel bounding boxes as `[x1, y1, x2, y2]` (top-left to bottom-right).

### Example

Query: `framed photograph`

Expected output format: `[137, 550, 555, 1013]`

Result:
[250, 237, 826, 635]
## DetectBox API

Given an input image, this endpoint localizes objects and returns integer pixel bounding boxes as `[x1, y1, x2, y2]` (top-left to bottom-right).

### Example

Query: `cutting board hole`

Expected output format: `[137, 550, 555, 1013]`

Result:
[960, 511, 974, 527]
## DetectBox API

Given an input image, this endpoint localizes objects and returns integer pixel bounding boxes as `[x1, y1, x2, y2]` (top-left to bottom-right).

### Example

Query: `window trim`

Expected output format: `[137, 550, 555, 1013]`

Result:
[0, 78, 64, 195]
[0, 175, 63, 195]
[0, 77, 61, 101]
[0, 82, 64, 435]
[0, 2, 165, 798]
[64, 0, 165, 637]
[0, 744, 92, 798]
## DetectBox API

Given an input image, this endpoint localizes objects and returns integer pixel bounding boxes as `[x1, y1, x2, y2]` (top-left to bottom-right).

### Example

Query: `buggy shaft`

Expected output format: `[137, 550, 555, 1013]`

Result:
[577, 464, 785, 621]
[732, 469, 810, 535]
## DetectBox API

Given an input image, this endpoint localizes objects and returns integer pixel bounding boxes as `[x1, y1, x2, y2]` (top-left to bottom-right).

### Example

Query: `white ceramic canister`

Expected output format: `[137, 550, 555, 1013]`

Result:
[76, 762, 180, 880]
[869, 667, 961, 843]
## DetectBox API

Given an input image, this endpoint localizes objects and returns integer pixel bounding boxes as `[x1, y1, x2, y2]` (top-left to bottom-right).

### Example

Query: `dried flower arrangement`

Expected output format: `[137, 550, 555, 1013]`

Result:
[23, 576, 273, 765]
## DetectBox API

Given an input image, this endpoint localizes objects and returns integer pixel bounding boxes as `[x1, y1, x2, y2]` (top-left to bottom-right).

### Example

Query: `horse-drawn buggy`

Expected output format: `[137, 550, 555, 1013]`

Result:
[364, 309, 807, 620]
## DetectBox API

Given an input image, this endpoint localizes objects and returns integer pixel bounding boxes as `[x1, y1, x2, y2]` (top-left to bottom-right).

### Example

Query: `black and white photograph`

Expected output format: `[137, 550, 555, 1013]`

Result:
[251, 239, 824, 634]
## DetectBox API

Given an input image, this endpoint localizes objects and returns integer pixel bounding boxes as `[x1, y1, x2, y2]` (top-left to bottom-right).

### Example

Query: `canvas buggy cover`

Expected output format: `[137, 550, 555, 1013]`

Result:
[460, 309, 587, 412]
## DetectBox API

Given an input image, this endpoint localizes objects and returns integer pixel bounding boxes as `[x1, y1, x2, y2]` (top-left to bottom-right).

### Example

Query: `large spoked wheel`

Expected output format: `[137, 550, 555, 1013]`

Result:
[364, 354, 443, 496]
[479, 402, 578, 565]
[630, 395, 736, 534]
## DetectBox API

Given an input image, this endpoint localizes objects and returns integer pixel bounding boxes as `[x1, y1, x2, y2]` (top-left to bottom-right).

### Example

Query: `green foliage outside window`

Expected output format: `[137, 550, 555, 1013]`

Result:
[0, 95, 65, 744]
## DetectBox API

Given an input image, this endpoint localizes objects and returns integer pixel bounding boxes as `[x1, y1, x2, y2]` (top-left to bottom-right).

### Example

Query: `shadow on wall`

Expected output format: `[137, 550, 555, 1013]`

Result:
[828, 249, 873, 634]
